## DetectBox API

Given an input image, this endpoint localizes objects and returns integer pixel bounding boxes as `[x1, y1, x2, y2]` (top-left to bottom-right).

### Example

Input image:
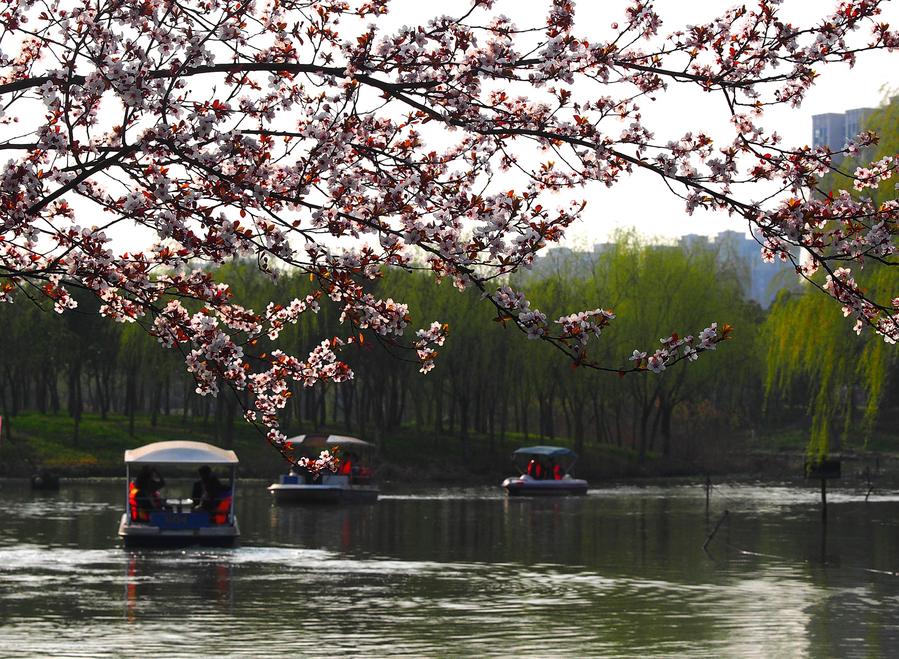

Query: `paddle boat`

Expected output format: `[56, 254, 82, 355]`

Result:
[268, 434, 379, 504]
[30, 469, 60, 491]
[118, 440, 240, 547]
[502, 445, 588, 496]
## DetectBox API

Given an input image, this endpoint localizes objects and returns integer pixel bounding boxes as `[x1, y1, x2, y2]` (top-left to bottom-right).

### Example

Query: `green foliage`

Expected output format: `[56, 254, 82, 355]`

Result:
[8, 227, 893, 473]
[764, 96, 899, 461]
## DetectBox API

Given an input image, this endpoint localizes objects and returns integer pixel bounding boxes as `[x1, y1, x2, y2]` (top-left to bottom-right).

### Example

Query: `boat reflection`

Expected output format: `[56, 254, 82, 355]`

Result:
[124, 552, 234, 622]
[268, 502, 375, 553]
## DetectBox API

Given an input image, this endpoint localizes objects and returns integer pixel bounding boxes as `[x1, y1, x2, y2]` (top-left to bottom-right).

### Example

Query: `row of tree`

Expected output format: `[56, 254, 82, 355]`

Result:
[1, 229, 893, 465]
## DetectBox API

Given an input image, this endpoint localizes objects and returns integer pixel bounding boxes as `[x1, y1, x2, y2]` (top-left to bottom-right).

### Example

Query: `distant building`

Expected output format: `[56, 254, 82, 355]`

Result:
[676, 231, 798, 308]
[812, 106, 876, 161]
[692, 230, 798, 308]
[525, 231, 797, 309]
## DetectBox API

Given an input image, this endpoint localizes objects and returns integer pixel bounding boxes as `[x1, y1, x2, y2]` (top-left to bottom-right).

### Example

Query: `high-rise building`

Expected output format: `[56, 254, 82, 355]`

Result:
[812, 106, 876, 158]
[676, 231, 797, 308]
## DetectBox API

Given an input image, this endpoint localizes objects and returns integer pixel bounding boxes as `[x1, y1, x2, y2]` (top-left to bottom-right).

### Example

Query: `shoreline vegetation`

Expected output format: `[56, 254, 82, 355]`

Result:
[0, 238, 895, 489]
[2, 411, 898, 489]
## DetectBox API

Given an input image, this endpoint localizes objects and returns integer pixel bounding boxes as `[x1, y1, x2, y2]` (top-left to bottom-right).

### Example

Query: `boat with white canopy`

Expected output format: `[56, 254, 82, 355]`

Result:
[117, 441, 240, 547]
[502, 446, 588, 496]
[268, 434, 379, 504]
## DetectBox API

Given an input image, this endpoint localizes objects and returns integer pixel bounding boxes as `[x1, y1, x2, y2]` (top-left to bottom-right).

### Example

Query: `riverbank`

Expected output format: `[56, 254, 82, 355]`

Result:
[1, 411, 898, 487]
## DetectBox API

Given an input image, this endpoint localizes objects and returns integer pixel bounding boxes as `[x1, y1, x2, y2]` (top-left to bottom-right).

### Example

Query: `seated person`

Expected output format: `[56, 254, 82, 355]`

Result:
[338, 452, 355, 477]
[289, 464, 312, 483]
[552, 463, 563, 480]
[354, 465, 372, 485]
[192, 465, 226, 511]
[131, 466, 165, 519]
[526, 458, 544, 479]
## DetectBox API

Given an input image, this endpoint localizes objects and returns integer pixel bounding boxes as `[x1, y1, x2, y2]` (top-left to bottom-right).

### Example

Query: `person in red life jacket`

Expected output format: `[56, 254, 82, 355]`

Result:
[128, 483, 146, 522]
[552, 463, 563, 480]
[131, 466, 164, 520]
[527, 458, 545, 480]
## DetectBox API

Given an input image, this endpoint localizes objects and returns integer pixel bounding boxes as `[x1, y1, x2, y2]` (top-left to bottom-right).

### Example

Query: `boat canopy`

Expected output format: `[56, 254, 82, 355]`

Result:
[513, 445, 577, 459]
[512, 445, 578, 473]
[124, 441, 239, 466]
[285, 434, 375, 453]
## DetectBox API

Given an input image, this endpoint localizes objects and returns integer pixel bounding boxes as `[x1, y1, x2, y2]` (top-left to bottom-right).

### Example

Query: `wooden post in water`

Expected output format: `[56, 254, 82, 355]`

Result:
[864, 459, 878, 502]
[703, 510, 729, 551]
[807, 457, 839, 523]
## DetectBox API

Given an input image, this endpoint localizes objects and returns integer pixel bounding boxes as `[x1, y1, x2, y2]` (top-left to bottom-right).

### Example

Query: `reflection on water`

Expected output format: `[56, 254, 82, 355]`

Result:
[0, 479, 898, 657]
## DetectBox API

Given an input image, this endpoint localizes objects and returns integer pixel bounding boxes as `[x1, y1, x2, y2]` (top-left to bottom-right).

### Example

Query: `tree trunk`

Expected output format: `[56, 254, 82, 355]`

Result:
[5, 367, 19, 416]
[223, 393, 237, 448]
[519, 394, 529, 441]
[163, 375, 171, 417]
[573, 404, 585, 456]
[49, 373, 60, 414]
[498, 392, 508, 445]
[458, 392, 470, 459]
[68, 362, 82, 446]
[150, 379, 161, 427]
[332, 385, 340, 425]
[413, 388, 425, 432]
[660, 402, 674, 459]
[637, 401, 652, 464]
[434, 380, 444, 434]
[126, 366, 137, 436]
[182, 378, 190, 423]
[316, 387, 325, 428]
[95, 372, 109, 420]
[341, 382, 354, 432]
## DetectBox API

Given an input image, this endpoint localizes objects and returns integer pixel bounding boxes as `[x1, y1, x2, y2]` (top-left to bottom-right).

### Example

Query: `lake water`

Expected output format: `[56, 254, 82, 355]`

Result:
[0, 479, 897, 657]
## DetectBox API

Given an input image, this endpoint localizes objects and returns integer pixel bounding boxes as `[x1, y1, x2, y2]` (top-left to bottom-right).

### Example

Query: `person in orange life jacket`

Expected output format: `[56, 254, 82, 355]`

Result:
[136, 466, 164, 508]
[192, 465, 225, 511]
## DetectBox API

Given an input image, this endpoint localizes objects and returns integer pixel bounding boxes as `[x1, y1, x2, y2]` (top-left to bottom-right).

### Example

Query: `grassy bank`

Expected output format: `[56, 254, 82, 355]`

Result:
[0, 412, 282, 478]
[0, 411, 654, 481]
[2, 411, 898, 484]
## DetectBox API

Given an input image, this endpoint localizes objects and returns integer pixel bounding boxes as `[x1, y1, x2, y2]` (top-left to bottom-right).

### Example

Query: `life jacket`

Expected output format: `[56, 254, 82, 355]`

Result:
[339, 460, 352, 476]
[128, 483, 150, 523]
[211, 494, 232, 525]
[355, 466, 372, 484]
[553, 465, 563, 481]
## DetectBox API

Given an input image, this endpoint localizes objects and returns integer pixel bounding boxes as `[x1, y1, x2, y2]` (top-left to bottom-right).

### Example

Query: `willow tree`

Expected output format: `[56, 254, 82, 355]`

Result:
[0, 0, 896, 465]
[765, 98, 899, 463]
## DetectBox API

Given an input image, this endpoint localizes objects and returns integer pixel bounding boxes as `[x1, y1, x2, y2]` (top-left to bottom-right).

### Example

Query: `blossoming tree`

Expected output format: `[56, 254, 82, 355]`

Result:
[0, 0, 896, 461]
